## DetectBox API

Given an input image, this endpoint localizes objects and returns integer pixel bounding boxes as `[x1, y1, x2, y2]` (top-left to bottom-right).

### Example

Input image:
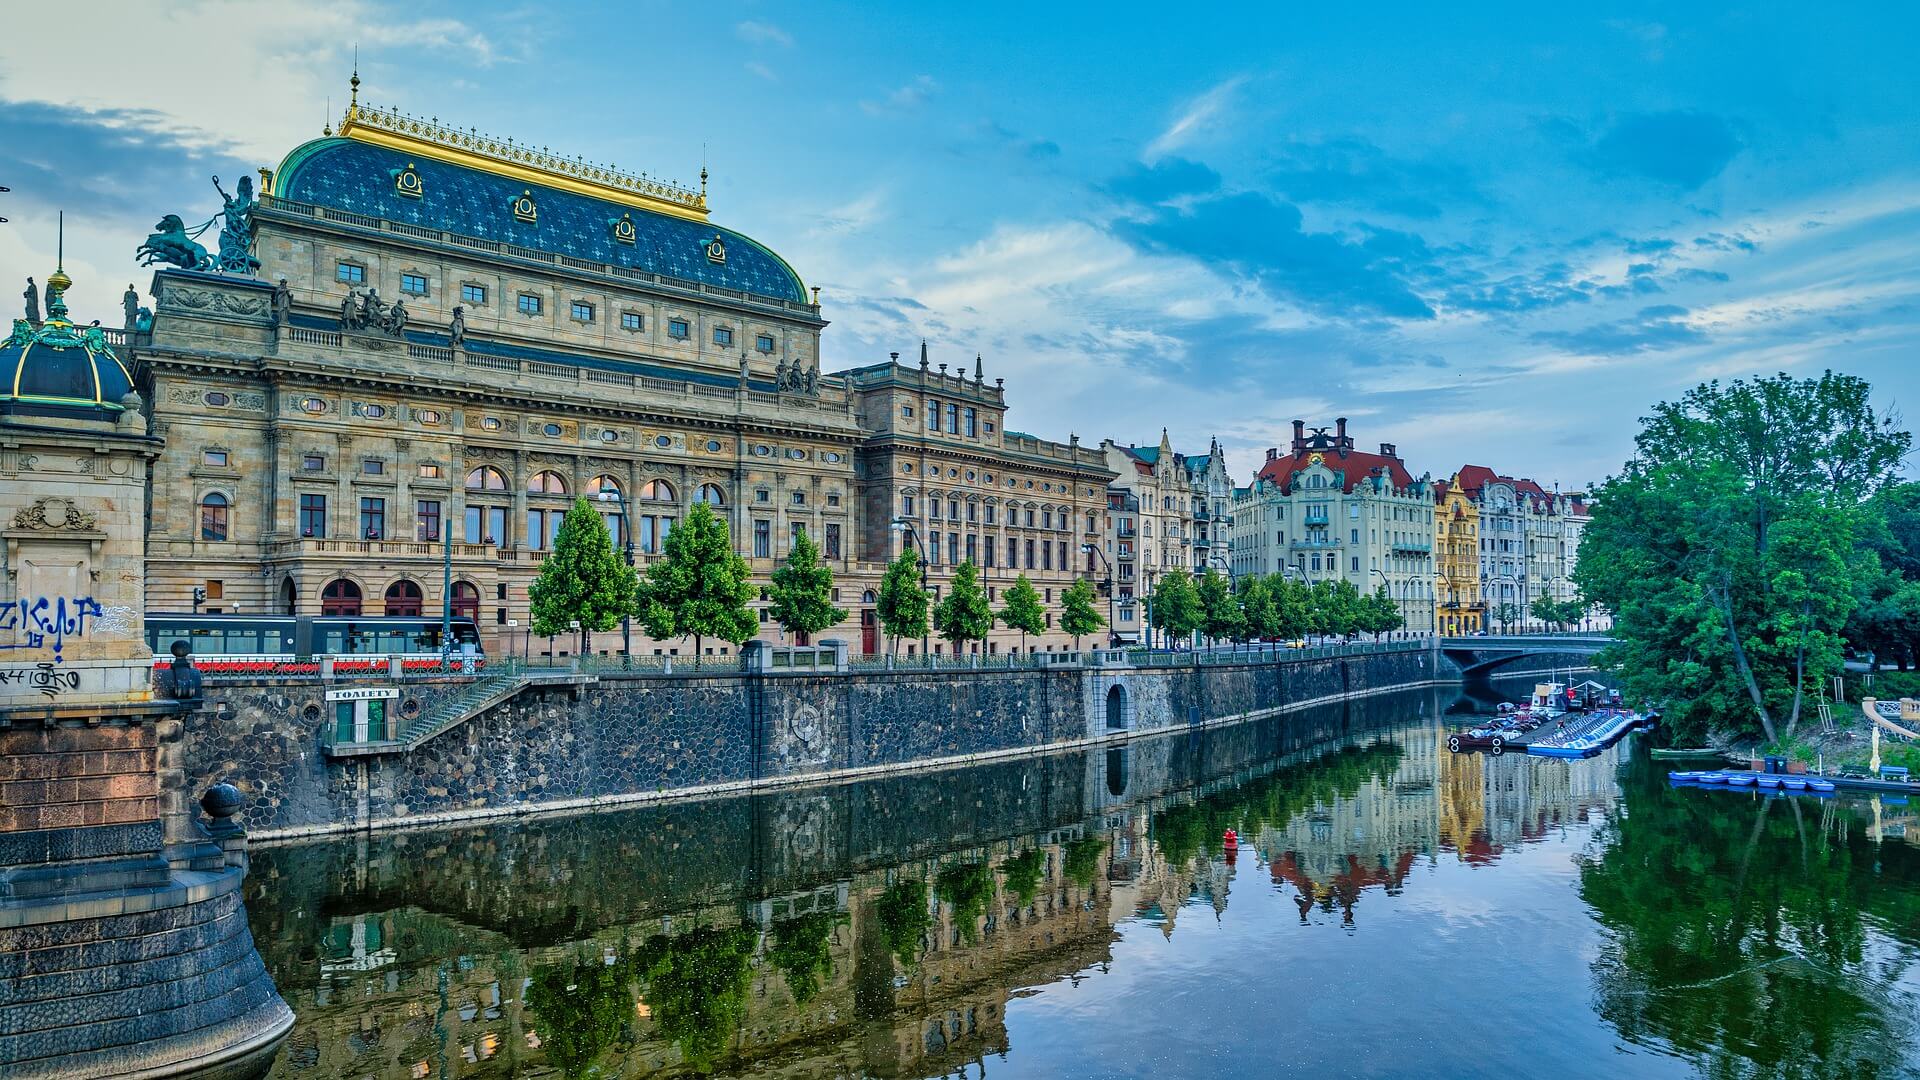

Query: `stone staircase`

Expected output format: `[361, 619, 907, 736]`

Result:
[323, 669, 594, 758]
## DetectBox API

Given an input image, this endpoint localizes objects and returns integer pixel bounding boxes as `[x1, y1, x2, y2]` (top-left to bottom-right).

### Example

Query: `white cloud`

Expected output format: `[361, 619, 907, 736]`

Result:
[811, 188, 890, 237]
[861, 76, 939, 117]
[0, 1, 506, 161]
[1145, 76, 1245, 161]
[745, 61, 778, 83]
[735, 20, 793, 47]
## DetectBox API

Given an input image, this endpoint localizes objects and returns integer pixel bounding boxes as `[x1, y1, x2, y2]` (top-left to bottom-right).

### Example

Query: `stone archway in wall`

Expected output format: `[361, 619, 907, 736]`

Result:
[1106, 684, 1129, 731]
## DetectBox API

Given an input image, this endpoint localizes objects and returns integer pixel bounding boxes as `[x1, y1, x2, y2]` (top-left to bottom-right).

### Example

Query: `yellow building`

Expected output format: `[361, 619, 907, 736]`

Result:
[1434, 475, 1482, 635]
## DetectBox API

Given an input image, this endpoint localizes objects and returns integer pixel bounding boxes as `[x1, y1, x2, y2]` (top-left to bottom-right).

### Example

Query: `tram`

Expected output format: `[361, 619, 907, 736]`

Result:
[145, 613, 484, 674]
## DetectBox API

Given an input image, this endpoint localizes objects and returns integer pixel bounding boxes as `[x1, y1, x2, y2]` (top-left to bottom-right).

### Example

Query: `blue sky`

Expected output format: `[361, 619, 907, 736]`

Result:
[2, 2, 1915, 488]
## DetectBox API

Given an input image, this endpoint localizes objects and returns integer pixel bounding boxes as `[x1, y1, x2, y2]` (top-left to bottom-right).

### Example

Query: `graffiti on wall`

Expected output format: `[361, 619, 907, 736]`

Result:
[0, 663, 82, 699]
[0, 596, 107, 661]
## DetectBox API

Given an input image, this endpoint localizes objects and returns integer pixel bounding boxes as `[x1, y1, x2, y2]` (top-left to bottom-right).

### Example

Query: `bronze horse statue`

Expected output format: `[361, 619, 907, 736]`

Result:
[136, 215, 212, 271]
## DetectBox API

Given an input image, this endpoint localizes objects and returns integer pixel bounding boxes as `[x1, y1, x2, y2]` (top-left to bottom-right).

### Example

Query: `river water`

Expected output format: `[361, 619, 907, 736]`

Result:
[243, 685, 1920, 1079]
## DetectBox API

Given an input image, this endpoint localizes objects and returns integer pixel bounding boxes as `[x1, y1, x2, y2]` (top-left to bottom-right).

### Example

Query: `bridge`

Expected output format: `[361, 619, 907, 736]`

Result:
[1438, 634, 1612, 679]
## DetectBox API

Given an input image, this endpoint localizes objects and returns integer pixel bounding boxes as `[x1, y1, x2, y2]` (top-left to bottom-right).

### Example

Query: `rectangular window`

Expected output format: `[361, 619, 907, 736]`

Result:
[517, 293, 542, 316]
[1042, 542, 1052, 571]
[416, 500, 441, 541]
[753, 520, 771, 558]
[571, 301, 595, 322]
[791, 521, 807, 548]
[202, 449, 228, 467]
[361, 459, 384, 476]
[713, 326, 734, 346]
[927, 400, 940, 431]
[964, 407, 977, 437]
[669, 318, 690, 339]
[926, 533, 939, 567]
[825, 523, 841, 559]
[1042, 510, 1053, 529]
[1352, 556, 1361, 572]
[827, 493, 841, 507]
[983, 537, 996, 568]
[967, 502, 977, 523]
[965, 534, 977, 564]
[400, 272, 428, 296]
[199, 498, 228, 541]
[359, 497, 386, 540]
[1026, 538, 1036, 567]
[985, 504, 996, 525]
[984, 422, 995, 433]
[620, 311, 642, 331]
[637, 514, 674, 554]
[461, 283, 487, 305]
[417, 463, 441, 479]
[302, 454, 325, 472]
[945, 403, 958, 433]
[902, 405, 914, 419]
[299, 493, 326, 537]
[948, 532, 959, 564]
[903, 495, 915, 517]
[465, 506, 507, 545]
[336, 262, 365, 284]
[791, 491, 806, 506]
[756, 334, 775, 353]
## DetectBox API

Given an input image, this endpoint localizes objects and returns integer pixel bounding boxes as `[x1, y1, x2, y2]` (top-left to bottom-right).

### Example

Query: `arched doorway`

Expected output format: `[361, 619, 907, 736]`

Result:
[384, 580, 423, 617]
[860, 589, 878, 654]
[1105, 684, 1128, 731]
[278, 578, 296, 615]
[451, 581, 480, 621]
[320, 578, 362, 616]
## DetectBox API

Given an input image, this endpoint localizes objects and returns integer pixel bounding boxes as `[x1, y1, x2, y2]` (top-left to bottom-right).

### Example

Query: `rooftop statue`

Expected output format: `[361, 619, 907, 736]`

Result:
[137, 214, 213, 271]
[339, 286, 405, 339]
[23, 277, 38, 324]
[212, 174, 260, 275]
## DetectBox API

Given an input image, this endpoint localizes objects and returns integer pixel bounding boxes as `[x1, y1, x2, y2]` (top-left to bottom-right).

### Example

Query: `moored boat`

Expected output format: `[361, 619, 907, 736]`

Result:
[1728, 774, 1756, 787]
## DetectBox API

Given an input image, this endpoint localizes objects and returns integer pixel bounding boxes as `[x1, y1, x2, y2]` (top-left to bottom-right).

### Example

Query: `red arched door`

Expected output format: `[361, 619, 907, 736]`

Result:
[321, 578, 363, 616]
[384, 580, 423, 617]
[451, 581, 480, 621]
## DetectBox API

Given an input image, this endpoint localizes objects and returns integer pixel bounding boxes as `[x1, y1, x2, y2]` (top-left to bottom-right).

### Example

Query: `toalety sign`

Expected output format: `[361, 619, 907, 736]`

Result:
[325, 687, 400, 702]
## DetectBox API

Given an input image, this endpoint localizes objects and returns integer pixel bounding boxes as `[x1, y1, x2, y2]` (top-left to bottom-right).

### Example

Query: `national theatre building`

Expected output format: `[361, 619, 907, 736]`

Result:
[133, 87, 1113, 658]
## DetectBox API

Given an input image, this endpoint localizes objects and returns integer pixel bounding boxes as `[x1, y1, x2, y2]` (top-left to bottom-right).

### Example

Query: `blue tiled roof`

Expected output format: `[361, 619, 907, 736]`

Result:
[276, 138, 807, 304]
[1127, 446, 1160, 464]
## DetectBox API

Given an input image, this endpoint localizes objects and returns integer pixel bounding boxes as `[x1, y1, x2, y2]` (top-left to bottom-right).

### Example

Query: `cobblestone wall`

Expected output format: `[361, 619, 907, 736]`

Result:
[190, 648, 1445, 838]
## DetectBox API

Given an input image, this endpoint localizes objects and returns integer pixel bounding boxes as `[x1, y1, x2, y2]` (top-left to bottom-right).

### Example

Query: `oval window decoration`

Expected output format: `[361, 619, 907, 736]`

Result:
[482, 417, 502, 431]
[752, 444, 773, 457]
[416, 408, 441, 424]
[706, 439, 723, 453]
[654, 434, 672, 449]
[786, 448, 806, 460]
[203, 391, 230, 406]
[543, 423, 562, 437]
[824, 452, 843, 463]
[966, 470, 976, 481]
[600, 429, 619, 443]
[363, 404, 387, 419]
[302, 397, 327, 413]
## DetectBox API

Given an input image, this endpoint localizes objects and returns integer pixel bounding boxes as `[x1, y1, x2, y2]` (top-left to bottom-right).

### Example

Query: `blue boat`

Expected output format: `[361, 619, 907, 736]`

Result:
[1667, 770, 1701, 781]
[1757, 776, 1783, 789]
[1696, 772, 1728, 784]
[1728, 774, 1756, 787]
[1808, 779, 1837, 793]
[1783, 778, 1808, 791]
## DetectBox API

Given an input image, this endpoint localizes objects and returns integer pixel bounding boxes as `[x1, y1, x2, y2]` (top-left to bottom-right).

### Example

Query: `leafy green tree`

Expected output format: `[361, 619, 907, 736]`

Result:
[1361, 585, 1403, 636]
[766, 530, 846, 641]
[1059, 577, 1107, 649]
[633, 501, 756, 667]
[529, 497, 638, 656]
[1309, 579, 1363, 639]
[874, 878, 932, 968]
[876, 548, 929, 655]
[1238, 575, 1281, 641]
[997, 574, 1047, 652]
[934, 860, 996, 943]
[766, 912, 839, 1004]
[1196, 568, 1245, 643]
[1577, 372, 1909, 745]
[633, 926, 756, 1072]
[1270, 574, 1312, 640]
[1530, 594, 1567, 630]
[998, 848, 1046, 905]
[932, 559, 994, 652]
[1062, 837, 1106, 888]
[1149, 570, 1202, 646]
[525, 956, 634, 1078]
[1492, 603, 1520, 632]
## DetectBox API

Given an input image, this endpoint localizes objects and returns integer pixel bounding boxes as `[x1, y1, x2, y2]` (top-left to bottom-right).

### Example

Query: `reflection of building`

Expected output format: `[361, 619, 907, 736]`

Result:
[1435, 732, 1621, 863]
[1434, 475, 1483, 635]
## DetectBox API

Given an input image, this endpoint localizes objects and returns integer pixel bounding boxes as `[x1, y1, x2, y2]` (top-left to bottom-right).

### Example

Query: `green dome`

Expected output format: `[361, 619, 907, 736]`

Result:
[0, 279, 133, 417]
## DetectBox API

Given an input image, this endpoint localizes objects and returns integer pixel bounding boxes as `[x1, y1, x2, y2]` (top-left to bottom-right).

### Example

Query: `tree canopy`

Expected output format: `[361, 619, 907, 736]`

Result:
[1196, 568, 1246, 643]
[1576, 371, 1910, 745]
[766, 529, 846, 640]
[1149, 570, 1202, 644]
[1060, 578, 1106, 648]
[932, 559, 994, 651]
[997, 574, 1047, 651]
[633, 501, 757, 665]
[876, 548, 929, 655]
[528, 497, 637, 655]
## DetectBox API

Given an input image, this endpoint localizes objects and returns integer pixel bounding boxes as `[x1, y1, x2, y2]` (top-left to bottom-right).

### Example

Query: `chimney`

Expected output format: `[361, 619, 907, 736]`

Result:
[1291, 420, 1305, 451]
[1267, 447, 1278, 462]
[1335, 417, 1348, 445]
[1380, 442, 1396, 457]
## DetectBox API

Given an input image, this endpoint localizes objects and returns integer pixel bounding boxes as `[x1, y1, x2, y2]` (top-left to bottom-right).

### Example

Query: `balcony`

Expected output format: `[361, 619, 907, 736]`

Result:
[1304, 512, 1330, 525]
[271, 538, 494, 560]
[1391, 540, 1432, 554]
[1289, 538, 1340, 549]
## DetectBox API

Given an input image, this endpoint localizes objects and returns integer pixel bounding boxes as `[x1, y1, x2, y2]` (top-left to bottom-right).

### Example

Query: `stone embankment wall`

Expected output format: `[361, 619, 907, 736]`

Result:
[189, 648, 1445, 839]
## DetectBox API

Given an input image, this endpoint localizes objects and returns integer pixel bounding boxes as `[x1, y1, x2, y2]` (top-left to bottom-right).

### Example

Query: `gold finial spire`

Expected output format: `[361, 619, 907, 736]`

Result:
[45, 211, 72, 323]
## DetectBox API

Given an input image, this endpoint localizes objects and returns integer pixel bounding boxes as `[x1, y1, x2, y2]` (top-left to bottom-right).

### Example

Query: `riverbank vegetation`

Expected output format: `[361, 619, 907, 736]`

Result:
[1577, 372, 1911, 748]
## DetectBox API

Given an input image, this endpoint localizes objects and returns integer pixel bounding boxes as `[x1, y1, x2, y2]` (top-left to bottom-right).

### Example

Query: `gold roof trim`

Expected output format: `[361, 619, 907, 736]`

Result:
[337, 102, 710, 222]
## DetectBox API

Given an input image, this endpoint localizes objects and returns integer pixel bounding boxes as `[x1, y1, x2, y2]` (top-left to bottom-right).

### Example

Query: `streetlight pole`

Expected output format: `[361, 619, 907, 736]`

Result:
[598, 490, 635, 662]
[1081, 542, 1117, 648]
[890, 517, 931, 658]
[1143, 566, 1157, 651]
[1369, 568, 1389, 641]
[439, 496, 453, 669]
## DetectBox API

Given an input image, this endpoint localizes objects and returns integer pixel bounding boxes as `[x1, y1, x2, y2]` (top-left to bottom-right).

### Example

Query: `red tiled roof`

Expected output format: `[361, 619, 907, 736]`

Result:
[1257, 447, 1415, 494]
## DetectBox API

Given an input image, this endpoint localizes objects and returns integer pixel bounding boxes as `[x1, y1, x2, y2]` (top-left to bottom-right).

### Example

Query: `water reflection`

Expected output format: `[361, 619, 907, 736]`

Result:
[246, 687, 1920, 1078]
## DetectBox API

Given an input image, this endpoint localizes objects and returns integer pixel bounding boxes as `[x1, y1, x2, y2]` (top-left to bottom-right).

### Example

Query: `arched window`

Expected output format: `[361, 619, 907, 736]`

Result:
[697, 484, 726, 506]
[451, 581, 480, 620]
[528, 470, 568, 495]
[199, 493, 229, 541]
[861, 590, 877, 604]
[383, 579, 423, 616]
[321, 578, 363, 616]
[638, 478, 676, 502]
[585, 474, 622, 499]
[466, 465, 508, 491]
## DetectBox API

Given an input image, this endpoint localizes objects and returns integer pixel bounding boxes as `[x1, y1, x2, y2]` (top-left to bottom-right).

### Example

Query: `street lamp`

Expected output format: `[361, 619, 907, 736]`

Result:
[1368, 568, 1390, 641]
[889, 517, 931, 657]
[1142, 566, 1158, 651]
[1081, 542, 1117, 648]
[598, 490, 635, 662]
